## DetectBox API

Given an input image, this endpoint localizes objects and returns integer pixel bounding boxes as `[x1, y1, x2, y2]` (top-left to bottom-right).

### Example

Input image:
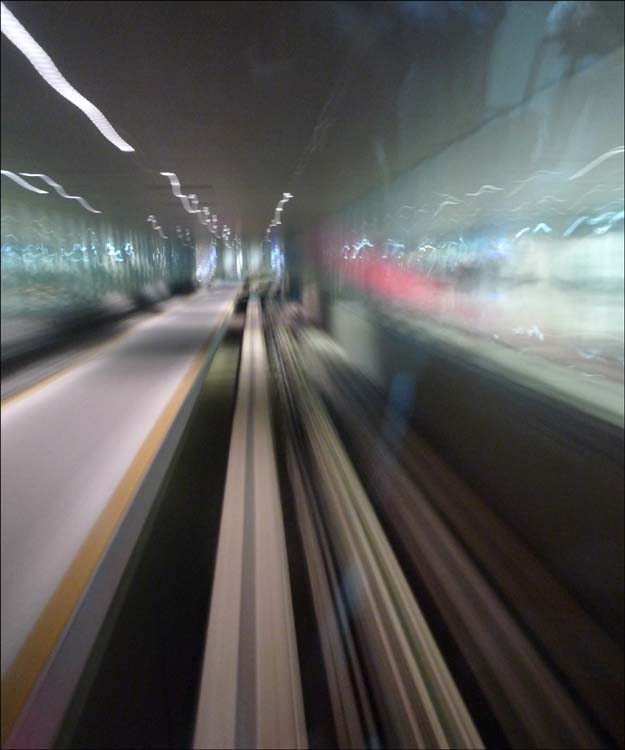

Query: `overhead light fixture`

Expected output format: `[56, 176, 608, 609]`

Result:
[160, 172, 184, 197]
[160, 171, 200, 213]
[20, 172, 101, 213]
[1, 169, 48, 193]
[1, 2, 134, 152]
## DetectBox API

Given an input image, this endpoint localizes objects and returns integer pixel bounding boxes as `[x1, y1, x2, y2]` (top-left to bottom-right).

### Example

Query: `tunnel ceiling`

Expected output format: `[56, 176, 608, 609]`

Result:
[3, 1, 622, 244]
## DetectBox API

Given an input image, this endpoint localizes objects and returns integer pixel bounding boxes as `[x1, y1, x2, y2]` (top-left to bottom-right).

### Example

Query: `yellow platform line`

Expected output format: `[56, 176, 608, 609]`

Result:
[0, 300, 233, 744]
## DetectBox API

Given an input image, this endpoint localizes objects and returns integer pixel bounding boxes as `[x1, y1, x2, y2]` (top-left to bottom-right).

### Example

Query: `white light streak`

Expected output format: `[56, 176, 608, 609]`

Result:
[532, 222, 553, 234]
[433, 199, 462, 218]
[1, 169, 48, 193]
[1, 2, 134, 152]
[265, 192, 293, 235]
[20, 172, 101, 212]
[535, 195, 566, 205]
[587, 211, 619, 225]
[569, 146, 624, 181]
[563, 216, 588, 237]
[592, 210, 623, 234]
[465, 184, 503, 197]
[147, 214, 168, 238]
[508, 170, 562, 197]
[160, 172, 200, 213]
[160, 172, 185, 197]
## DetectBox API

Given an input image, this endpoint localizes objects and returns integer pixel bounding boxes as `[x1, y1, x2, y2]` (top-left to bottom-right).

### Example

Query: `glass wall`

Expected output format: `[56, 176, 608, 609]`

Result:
[1, 186, 196, 354]
[305, 44, 624, 394]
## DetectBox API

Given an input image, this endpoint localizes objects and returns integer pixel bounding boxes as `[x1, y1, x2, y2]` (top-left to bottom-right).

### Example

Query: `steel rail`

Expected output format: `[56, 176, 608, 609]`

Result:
[268, 303, 482, 750]
[302, 323, 622, 748]
[193, 297, 307, 750]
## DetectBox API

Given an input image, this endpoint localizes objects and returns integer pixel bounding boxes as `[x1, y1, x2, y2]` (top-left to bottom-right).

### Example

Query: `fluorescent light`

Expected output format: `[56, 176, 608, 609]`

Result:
[160, 172, 198, 213]
[1, 169, 48, 193]
[1, 2, 134, 152]
[161, 172, 185, 197]
[20, 172, 101, 212]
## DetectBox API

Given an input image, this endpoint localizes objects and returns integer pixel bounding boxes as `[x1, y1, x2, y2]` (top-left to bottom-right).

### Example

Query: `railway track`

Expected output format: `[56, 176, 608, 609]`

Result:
[194, 294, 484, 748]
[193, 297, 307, 750]
[22, 291, 620, 749]
[274, 302, 623, 749]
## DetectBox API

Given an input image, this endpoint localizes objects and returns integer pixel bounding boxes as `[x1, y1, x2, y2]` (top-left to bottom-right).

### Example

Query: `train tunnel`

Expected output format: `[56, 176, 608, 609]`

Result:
[1, 2, 624, 749]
